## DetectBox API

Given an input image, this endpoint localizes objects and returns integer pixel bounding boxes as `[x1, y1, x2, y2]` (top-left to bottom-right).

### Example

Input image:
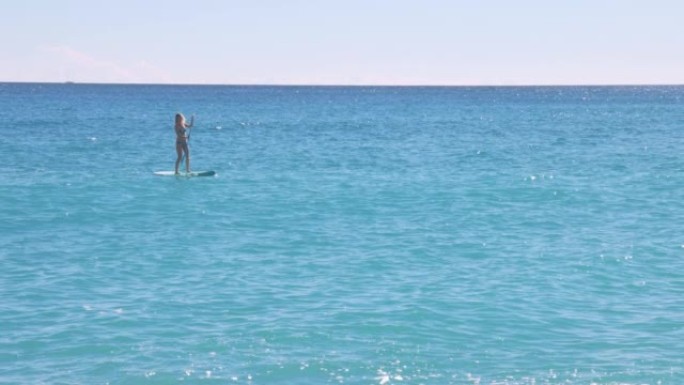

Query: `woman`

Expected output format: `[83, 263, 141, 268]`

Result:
[174, 113, 194, 174]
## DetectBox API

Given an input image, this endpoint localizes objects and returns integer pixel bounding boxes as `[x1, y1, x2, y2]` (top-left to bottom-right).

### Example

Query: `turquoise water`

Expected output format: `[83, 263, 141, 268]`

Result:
[1, 83, 683, 384]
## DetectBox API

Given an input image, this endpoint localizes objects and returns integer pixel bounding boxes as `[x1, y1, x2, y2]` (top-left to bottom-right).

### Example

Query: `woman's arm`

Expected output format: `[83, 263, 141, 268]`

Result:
[185, 115, 194, 128]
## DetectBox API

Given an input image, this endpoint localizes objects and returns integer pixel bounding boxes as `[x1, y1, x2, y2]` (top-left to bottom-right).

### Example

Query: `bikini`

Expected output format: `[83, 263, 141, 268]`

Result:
[176, 126, 188, 144]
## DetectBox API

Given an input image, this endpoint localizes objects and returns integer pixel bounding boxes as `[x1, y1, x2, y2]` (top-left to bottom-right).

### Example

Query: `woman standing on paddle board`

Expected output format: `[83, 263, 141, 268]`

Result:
[174, 113, 194, 174]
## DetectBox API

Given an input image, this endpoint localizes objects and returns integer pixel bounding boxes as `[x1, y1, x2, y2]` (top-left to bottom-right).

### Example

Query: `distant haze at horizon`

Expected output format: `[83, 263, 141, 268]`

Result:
[2, 1, 684, 86]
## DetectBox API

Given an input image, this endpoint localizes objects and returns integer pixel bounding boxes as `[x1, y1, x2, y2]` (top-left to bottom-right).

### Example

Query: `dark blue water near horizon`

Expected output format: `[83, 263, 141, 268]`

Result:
[1, 83, 683, 384]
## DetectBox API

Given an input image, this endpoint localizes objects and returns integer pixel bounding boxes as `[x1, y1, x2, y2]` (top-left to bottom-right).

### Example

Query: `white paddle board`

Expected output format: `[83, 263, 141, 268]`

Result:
[154, 170, 216, 177]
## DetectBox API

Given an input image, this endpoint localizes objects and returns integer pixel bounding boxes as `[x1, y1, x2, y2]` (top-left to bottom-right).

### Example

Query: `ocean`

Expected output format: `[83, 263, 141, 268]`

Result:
[1, 83, 683, 384]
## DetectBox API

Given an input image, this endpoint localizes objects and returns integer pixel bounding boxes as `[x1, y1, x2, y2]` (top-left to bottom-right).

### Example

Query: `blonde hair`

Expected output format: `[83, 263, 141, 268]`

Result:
[175, 113, 185, 126]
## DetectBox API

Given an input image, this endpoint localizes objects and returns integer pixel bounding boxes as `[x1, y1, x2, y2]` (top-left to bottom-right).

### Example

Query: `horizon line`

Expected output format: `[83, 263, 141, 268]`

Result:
[2, 80, 684, 88]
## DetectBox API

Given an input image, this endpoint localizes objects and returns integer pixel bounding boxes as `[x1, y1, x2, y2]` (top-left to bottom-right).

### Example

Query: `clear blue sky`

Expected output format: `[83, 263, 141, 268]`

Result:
[2, 0, 683, 85]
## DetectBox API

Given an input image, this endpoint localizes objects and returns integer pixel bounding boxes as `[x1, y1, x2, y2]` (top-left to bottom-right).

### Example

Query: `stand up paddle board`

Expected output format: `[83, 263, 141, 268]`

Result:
[154, 170, 216, 177]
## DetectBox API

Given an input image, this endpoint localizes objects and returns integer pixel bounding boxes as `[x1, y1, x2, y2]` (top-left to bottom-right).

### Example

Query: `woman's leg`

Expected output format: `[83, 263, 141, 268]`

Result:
[175, 142, 183, 174]
[183, 143, 191, 172]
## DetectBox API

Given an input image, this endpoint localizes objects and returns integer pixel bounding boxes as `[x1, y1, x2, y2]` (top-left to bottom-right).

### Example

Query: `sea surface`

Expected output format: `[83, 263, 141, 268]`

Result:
[1, 83, 683, 385]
